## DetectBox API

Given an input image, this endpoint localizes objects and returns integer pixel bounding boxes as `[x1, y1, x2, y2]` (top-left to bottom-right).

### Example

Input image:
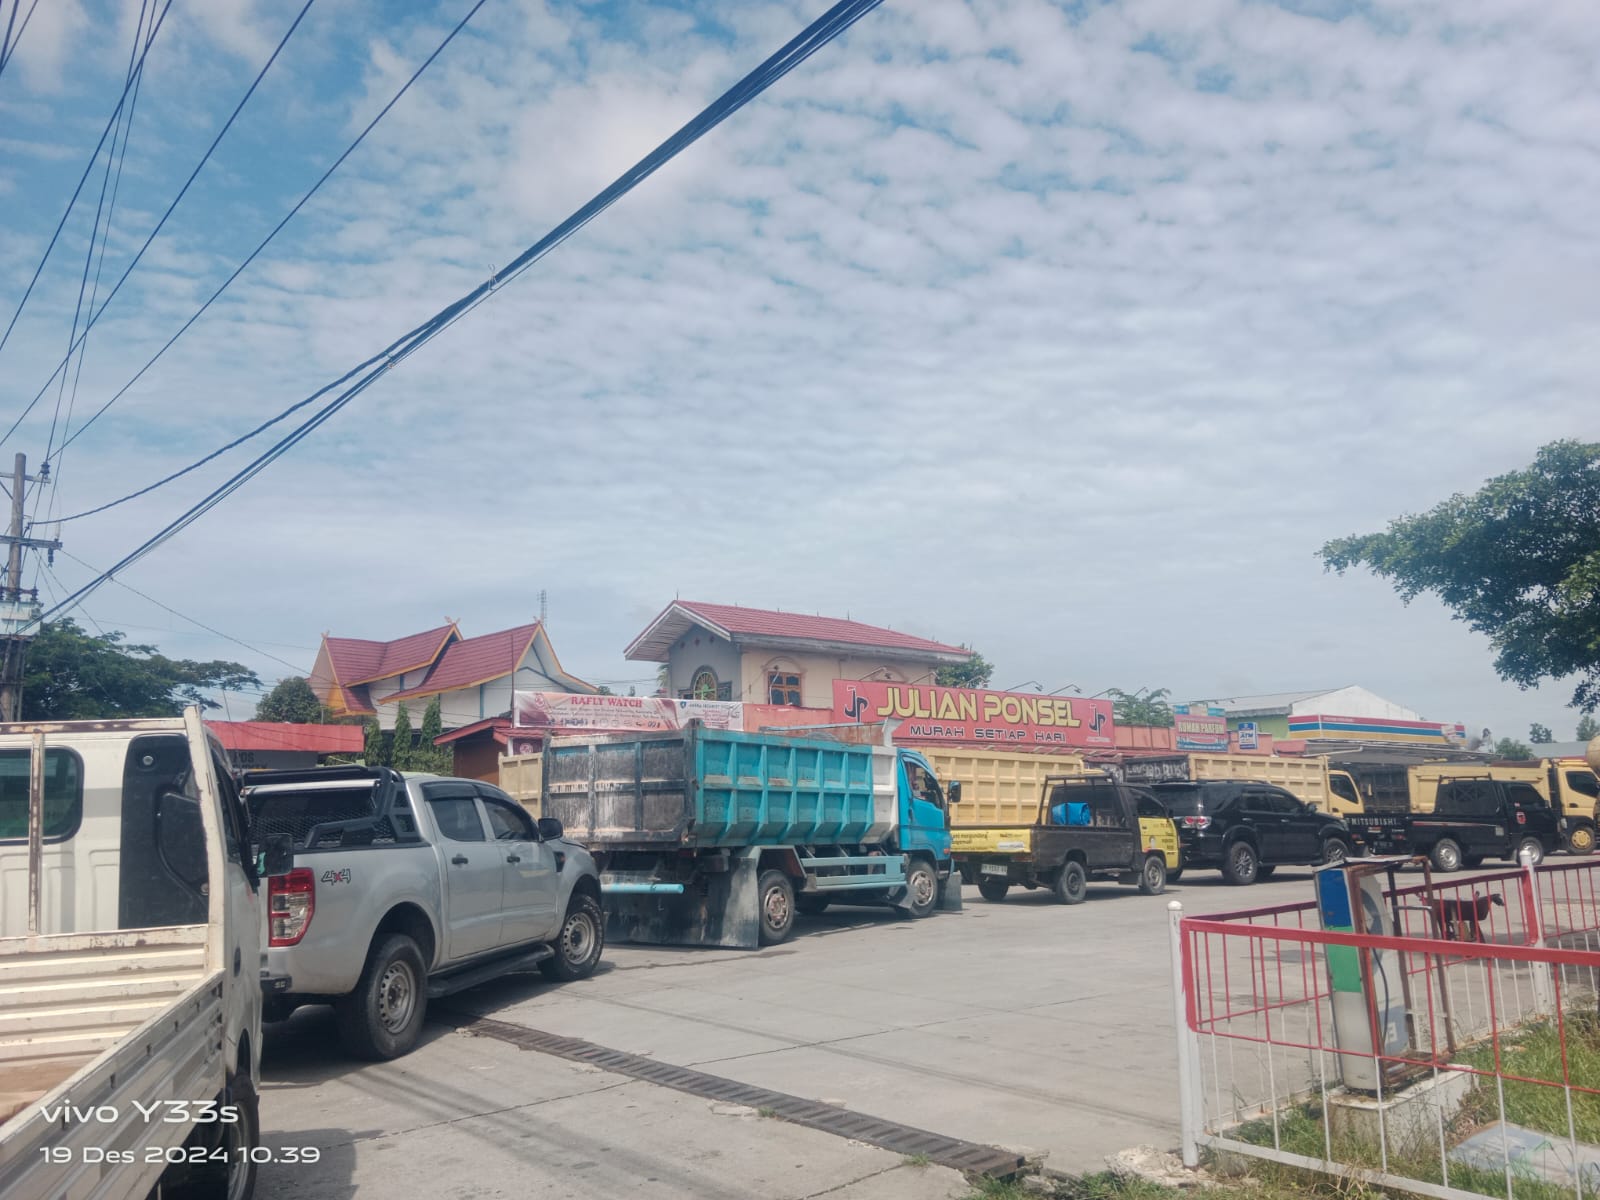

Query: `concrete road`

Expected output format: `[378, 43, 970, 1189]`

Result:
[256, 870, 1318, 1194]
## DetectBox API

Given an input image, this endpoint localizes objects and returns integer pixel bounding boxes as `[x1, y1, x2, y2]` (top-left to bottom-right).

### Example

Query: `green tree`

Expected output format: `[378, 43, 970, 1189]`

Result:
[254, 676, 323, 723]
[362, 719, 388, 768]
[416, 697, 454, 774]
[1578, 714, 1599, 742]
[936, 646, 994, 690]
[1494, 736, 1534, 760]
[21, 618, 259, 720]
[1106, 687, 1175, 727]
[1529, 723, 1553, 745]
[391, 702, 414, 772]
[1320, 440, 1600, 712]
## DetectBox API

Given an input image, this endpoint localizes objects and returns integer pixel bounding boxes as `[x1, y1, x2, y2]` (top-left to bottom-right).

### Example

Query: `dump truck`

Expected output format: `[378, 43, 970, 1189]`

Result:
[540, 724, 956, 948]
[0, 711, 264, 1200]
[1186, 753, 1365, 819]
[952, 773, 1180, 902]
[925, 746, 1087, 826]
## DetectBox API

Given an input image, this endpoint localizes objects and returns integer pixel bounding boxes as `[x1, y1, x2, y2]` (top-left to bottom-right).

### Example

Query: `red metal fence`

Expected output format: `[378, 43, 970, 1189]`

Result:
[1170, 859, 1600, 1200]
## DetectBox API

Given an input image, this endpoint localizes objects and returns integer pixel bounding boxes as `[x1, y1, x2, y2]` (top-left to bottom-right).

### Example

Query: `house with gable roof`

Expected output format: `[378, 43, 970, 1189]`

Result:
[625, 600, 972, 710]
[309, 619, 596, 731]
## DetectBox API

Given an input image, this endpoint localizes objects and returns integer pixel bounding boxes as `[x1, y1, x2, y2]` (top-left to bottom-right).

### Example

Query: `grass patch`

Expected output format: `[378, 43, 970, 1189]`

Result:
[903, 1153, 932, 1168]
[756, 1106, 777, 1118]
[1457, 1010, 1600, 1144]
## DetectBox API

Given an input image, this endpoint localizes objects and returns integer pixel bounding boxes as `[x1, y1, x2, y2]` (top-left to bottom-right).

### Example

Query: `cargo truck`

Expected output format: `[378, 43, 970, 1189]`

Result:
[952, 773, 1180, 903]
[1347, 761, 1598, 854]
[0, 711, 263, 1200]
[540, 725, 956, 948]
[1346, 775, 1561, 871]
[1185, 753, 1365, 819]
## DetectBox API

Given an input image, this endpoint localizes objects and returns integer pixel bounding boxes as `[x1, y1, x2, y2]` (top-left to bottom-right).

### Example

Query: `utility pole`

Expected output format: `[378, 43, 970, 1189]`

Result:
[0, 453, 62, 723]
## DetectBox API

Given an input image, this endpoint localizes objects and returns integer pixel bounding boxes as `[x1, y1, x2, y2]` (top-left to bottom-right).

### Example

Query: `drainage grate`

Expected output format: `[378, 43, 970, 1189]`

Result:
[451, 1014, 1025, 1177]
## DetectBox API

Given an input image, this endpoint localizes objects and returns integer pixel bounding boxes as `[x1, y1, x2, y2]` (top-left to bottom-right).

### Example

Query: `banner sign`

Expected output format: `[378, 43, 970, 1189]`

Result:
[1236, 721, 1259, 751]
[1121, 756, 1191, 785]
[513, 692, 743, 732]
[1174, 705, 1229, 752]
[831, 680, 1114, 748]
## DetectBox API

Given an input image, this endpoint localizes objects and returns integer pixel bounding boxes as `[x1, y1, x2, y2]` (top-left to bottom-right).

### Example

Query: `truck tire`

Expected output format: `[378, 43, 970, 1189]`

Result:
[1463, 854, 1485, 868]
[1322, 837, 1352, 866]
[1256, 865, 1277, 879]
[1222, 840, 1259, 886]
[1052, 860, 1088, 905]
[758, 869, 796, 945]
[796, 895, 830, 915]
[977, 878, 1010, 902]
[540, 892, 605, 982]
[1566, 823, 1597, 855]
[1513, 837, 1545, 867]
[337, 933, 427, 1061]
[162, 1071, 260, 1200]
[1430, 838, 1463, 873]
[903, 858, 938, 919]
[1138, 853, 1167, 896]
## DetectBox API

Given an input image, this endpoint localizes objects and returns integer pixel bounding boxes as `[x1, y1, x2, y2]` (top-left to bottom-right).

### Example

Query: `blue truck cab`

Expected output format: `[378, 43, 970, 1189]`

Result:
[541, 727, 958, 948]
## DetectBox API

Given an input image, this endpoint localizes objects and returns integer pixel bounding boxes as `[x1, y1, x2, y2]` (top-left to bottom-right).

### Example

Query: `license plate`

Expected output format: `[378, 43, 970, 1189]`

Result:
[980, 863, 1009, 877]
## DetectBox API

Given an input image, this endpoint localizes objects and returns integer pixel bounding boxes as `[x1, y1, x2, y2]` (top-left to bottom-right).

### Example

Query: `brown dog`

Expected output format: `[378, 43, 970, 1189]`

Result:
[1427, 892, 1505, 942]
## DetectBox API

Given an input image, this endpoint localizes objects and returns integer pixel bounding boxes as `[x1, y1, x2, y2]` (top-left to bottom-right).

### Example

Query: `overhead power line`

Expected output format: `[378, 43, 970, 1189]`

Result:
[0, 0, 175, 365]
[53, 0, 888, 540]
[0, 0, 318, 453]
[51, 0, 491, 468]
[0, 0, 42, 82]
[37, 0, 888, 628]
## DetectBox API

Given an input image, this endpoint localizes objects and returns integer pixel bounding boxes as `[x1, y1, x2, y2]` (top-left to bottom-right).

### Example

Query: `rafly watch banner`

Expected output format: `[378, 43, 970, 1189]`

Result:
[513, 692, 743, 732]
[831, 680, 1114, 748]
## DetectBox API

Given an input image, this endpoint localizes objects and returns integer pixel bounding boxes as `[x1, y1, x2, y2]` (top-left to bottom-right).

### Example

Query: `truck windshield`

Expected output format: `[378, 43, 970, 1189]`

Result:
[1566, 770, 1599, 800]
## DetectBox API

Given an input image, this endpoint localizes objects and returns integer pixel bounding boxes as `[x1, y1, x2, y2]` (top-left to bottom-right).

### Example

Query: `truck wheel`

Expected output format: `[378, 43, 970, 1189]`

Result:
[223, 1070, 260, 1200]
[903, 859, 938, 918]
[1514, 837, 1545, 867]
[1322, 837, 1352, 866]
[1138, 853, 1167, 896]
[758, 869, 796, 945]
[337, 933, 427, 1061]
[163, 1071, 260, 1200]
[1222, 841, 1259, 886]
[796, 895, 830, 915]
[977, 879, 1010, 902]
[1052, 860, 1088, 905]
[1430, 838, 1463, 873]
[541, 892, 605, 982]
[1566, 824, 1597, 855]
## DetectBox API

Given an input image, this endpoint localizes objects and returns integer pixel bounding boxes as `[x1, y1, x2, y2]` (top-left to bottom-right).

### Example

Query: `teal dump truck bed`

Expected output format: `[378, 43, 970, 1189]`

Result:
[541, 728, 901, 849]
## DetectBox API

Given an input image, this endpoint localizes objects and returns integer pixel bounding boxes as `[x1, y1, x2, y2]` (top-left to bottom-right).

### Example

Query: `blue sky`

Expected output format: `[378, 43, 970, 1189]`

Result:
[0, 0, 1596, 739]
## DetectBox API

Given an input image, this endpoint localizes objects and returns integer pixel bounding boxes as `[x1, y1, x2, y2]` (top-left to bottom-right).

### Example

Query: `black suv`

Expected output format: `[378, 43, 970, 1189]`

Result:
[1150, 780, 1355, 886]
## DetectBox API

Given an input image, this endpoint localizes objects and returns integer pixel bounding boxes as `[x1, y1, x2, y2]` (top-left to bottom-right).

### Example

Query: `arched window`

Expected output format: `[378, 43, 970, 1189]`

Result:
[690, 668, 719, 701]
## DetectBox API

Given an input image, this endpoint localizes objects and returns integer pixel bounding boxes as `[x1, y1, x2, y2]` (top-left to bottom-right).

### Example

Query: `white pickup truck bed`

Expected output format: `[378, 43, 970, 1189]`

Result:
[0, 925, 225, 1198]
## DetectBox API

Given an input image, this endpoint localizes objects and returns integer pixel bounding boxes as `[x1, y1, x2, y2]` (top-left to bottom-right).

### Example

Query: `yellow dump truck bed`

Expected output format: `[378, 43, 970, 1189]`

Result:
[933, 748, 1087, 827]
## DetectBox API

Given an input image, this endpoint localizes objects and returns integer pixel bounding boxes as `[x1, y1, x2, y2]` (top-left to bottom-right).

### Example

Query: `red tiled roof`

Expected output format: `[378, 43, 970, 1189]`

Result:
[387, 623, 541, 703]
[433, 717, 513, 746]
[320, 620, 457, 684]
[627, 600, 970, 662]
[324, 623, 458, 686]
[208, 722, 364, 754]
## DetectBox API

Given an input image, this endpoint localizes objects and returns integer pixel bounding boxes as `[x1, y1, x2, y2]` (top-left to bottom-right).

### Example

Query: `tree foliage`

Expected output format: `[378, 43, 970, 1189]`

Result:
[1494, 736, 1534, 760]
[21, 618, 259, 720]
[362, 719, 388, 768]
[1107, 687, 1175, 727]
[391, 703, 414, 772]
[1320, 441, 1600, 712]
[1529, 723, 1553, 745]
[254, 676, 323, 724]
[936, 647, 994, 690]
[1579, 714, 1599, 743]
[414, 697, 454, 774]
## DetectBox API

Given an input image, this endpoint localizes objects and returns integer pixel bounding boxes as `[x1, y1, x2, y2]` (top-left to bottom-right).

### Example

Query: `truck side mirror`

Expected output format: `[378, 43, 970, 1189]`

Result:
[262, 833, 294, 878]
[537, 816, 565, 841]
[947, 780, 962, 804]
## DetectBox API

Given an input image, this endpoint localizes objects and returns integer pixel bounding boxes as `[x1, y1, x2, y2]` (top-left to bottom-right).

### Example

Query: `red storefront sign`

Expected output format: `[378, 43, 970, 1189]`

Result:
[831, 680, 1115, 748]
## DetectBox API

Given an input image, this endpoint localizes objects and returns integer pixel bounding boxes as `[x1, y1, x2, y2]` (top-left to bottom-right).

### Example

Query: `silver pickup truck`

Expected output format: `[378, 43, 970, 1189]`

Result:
[245, 766, 603, 1060]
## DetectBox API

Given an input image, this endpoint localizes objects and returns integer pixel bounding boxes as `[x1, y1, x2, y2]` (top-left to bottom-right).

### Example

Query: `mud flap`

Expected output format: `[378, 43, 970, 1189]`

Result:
[604, 853, 761, 949]
[937, 873, 964, 912]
